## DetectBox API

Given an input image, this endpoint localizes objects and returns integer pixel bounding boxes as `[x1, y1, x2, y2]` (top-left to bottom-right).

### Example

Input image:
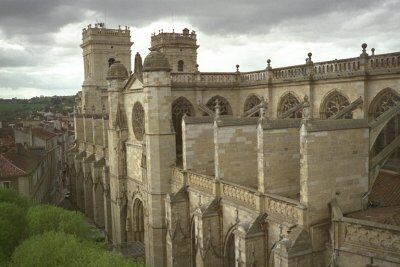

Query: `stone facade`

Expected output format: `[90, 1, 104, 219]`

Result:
[67, 24, 400, 266]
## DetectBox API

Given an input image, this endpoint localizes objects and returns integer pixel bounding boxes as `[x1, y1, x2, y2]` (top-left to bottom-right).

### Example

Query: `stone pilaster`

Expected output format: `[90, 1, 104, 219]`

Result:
[142, 51, 176, 267]
[106, 62, 129, 244]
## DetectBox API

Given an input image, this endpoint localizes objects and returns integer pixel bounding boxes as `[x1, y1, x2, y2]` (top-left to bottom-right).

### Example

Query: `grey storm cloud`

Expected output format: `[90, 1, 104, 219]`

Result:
[0, 0, 399, 98]
[0, 0, 391, 37]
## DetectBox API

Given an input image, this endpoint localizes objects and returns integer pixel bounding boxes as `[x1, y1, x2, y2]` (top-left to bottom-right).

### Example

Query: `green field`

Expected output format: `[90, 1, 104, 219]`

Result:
[0, 103, 47, 112]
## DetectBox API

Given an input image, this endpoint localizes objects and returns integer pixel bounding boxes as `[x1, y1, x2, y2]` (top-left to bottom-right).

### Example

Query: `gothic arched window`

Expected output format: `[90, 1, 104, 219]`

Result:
[278, 93, 302, 118]
[321, 91, 352, 119]
[370, 89, 400, 119]
[178, 60, 184, 72]
[244, 94, 263, 117]
[369, 88, 400, 156]
[172, 97, 195, 161]
[205, 95, 233, 116]
[132, 102, 145, 141]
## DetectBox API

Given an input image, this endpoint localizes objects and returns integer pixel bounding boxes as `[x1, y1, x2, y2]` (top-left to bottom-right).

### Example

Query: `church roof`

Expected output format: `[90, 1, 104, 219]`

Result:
[143, 51, 170, 72]
[106, 61, 129, 80]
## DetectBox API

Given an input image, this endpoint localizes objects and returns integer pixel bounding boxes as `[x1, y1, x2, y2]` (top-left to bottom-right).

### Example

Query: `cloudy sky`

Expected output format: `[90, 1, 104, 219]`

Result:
[0, 0, 399, 98]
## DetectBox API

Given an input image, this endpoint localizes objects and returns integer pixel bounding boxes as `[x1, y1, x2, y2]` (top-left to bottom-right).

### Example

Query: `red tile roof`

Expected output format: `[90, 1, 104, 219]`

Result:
[0, 155, 26, 177]
[0, 145, 42, 178]
[370, 170, 400, 207]
[347, 206, 400, 226]
[346, 170, 400, 227]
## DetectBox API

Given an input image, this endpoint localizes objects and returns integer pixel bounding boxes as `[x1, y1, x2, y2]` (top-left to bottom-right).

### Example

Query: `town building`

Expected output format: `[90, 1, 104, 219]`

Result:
[0, 126, 71, 203]
[68, 23, 400, 266]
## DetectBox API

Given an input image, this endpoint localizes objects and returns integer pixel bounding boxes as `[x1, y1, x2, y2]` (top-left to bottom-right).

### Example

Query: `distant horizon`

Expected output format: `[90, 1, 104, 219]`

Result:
[1, 0, 399, 98]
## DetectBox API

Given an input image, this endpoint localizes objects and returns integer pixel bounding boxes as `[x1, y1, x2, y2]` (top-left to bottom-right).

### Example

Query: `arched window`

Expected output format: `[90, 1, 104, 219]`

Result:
[278, 92, 302, 118]
[132, 199, 144, 243]
[225, 233, 235, 267]
[132, 102, 145, 141]
[320, 91, 352, 119]
[370, 88, 400, 119]
[369, 88, 400, 157]
[178, 60, 184, 72]
[205, 95, 233, 116]
[190, 218, 197, 267]
[244, 94, 263, 117]
[172, 97, 195, 162]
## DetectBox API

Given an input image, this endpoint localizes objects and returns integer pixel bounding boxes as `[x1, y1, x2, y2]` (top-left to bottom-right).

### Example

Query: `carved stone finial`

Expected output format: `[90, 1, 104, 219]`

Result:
[266, 59, 272, 70]
[362, 43, 367, 51]
[260, 98, 267, 119]
[371, 48, 375, 56]
[236, 64, 240, 73]
[302, 94, 311, 119]
[360, 43, 368, 58]
[215, 99, 221, 118]
[306, 52, 313, 65]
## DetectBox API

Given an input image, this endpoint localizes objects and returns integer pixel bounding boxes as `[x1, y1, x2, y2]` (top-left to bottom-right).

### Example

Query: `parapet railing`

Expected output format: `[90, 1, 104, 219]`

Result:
[370, 52, 400, 69]
[82, 27, 130, 37]
[187, 169, 214, 194]
[264, 193, 305, 223]
[171, 52, 400, 87]
[220, 180, 257, 209]
[171, 166, 305, 224]
[336, 217, 400, 255]
[272, 65, 308, 79]
[151, 32, 196, 39]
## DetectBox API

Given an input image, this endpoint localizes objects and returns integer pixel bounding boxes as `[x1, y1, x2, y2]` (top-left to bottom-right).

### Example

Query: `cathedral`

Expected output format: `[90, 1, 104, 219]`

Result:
[68, 23, 400, 266]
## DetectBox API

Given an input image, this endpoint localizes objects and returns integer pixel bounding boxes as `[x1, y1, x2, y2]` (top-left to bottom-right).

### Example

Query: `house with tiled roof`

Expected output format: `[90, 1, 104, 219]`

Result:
[3, 126, 73, 204]
[0, 144, 52, 202]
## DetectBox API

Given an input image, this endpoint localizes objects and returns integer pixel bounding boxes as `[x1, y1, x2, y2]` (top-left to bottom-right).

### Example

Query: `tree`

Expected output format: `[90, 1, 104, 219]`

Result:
[0, 203, 28, 258]
[0, 188, 34, 210]
[27, 205, 92, 240]
[10, 232, 142, 267]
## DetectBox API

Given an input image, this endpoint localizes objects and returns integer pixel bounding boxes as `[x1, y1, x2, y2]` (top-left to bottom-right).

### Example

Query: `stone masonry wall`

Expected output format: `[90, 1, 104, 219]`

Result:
[183, 121, 214, 176]
[261, 127, 300, 198]
[300, 120, 369, 226]
[216, 124, 258, 188]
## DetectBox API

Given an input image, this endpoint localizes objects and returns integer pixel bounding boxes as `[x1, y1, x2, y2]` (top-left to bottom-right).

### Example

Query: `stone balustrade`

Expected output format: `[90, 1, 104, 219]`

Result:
[220, 180, 257, 209]
[339, 217, 400, 254]
[370, 52, 400, 69]
[313, 57, 361, 75]
[187, 170, 214, 194]
[171, 166, 185, 185]
[273, 65, 308, 79]
[171, 167, 305, 220]
[264, 193, 304, 223]
[171, 52, 400, 87]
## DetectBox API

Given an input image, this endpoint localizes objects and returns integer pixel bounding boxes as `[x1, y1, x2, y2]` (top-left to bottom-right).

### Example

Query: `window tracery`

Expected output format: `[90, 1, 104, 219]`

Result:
[172, 97, 195, 163]
[322, 92, 352, 119]
[279, 93, 302, 118]
[132, 102, 145, 141]
[244, 94, 263, 117]
[206, 96, 233, 116]
[372, 90, 400, 118]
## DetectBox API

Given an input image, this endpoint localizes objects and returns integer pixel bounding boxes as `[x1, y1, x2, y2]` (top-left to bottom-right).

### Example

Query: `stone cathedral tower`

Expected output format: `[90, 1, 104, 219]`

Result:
[142, 51, 176, 266]
[150, 28, 198, 73]
[81, 23, 132, 114]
